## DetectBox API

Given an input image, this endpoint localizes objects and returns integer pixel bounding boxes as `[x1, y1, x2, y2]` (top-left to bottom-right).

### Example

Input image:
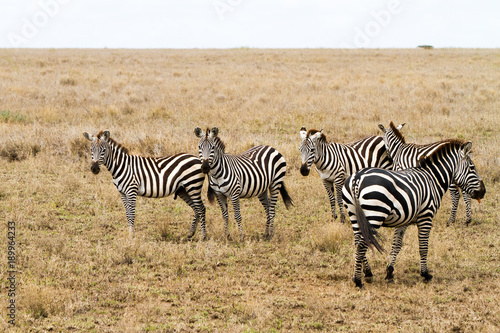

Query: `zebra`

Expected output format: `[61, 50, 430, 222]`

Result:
[83, 131, 208, 239]
[379, 122, 475, 226]
[342, 139, 485, 288]
[299, 127, 392, 222]
[194, 127, 293, 241]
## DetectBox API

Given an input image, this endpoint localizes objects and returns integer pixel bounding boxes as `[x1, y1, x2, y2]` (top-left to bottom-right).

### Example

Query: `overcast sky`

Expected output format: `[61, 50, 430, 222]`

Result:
[0, 0, 499, 48]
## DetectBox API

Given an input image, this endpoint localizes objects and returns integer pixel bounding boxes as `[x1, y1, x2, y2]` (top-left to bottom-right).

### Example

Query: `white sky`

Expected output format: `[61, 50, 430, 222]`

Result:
[0, 0, 499, 48]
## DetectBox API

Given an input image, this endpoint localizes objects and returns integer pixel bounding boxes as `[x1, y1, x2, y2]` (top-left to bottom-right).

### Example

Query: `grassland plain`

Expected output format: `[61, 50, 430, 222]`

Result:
[0, 48, 499, 332]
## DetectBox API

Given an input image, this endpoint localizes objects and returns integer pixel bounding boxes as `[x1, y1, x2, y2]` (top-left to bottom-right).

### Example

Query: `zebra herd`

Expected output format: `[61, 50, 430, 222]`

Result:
[84, 122, 485, 288]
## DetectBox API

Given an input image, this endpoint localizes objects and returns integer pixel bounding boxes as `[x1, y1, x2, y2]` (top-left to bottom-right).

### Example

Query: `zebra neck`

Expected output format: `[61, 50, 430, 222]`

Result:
[210, 153, 229, 178]
[422, 156, 454, 198]
[104, 143, 131, 178]
[314, 140, 329, 165]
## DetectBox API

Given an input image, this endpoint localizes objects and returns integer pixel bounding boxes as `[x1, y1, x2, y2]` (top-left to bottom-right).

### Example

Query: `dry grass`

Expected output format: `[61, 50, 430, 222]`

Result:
[0, 48, 499, 332]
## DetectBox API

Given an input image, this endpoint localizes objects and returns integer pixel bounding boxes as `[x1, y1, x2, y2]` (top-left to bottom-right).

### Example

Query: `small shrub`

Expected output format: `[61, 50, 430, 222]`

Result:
[0, 142, 41, 162]
[0, 110, 31, 124]
[310, 223, 351, 254]
[60, 77, 77, 86]
[23, 285, 64, 319]
[70, 137, 89, 158]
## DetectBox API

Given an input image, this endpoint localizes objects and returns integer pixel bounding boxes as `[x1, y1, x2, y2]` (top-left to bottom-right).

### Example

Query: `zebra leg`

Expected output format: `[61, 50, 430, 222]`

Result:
[258, 191, 270, 239]
[215, 194, 230, 239]
[176, 188, 207, 241]
[120, 192, 138, 235]
[463, 192, 472, 226]
[447, 184, 460, 226]
[386, 226, 407, 283]
[230, 196, 245, 241]
[363, 257, 373, 283]
[334, 179, 346, 222]
[322, 180, 337, 220]
[264, 186, 280, 241]
[353, 233, 368, 288]
[417, 223, 433, 282]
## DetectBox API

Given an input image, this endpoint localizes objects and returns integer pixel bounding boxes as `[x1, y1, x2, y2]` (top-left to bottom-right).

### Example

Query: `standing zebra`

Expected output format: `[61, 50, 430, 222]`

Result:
[194, 127, 293, 241]
[84, 131, 208, 239]
[379, 122, 476, 226]
[299, 127, 392, 222]
[342, 140, 485, 288]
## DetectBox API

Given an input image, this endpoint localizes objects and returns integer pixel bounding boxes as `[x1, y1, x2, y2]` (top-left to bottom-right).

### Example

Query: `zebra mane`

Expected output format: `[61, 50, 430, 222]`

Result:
[307, 129, 327, 142]
[205, 127, 226, 153]
[97, 131, 129, 155]
[418, 139, 467, 167]
[389, 121, 406, 144]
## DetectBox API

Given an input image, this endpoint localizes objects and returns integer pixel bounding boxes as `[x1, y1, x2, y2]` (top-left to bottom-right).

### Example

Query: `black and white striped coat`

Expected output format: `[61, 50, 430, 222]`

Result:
[195, 127, 293, 241]
[379, 122, 476, 226]
[84, 131, 207, 239]
[299, 128, 392, 222]
[342, 140, 485, 288]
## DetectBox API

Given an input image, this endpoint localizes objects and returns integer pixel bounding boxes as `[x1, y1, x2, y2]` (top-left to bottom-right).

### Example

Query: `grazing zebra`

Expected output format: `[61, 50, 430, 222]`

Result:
[194, 127, 293, 241]
[379, 122, 475, 226]
[342, 139, 485, 288]
[299, 127, 392, 222]
[83, 131, 208, 239]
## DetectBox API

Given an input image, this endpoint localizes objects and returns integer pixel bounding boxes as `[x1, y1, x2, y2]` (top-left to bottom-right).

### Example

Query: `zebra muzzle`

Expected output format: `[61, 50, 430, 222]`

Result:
[91, 162, 100, 174]
[471, 180, 486, 202]
[201, 160, 210, 174]
[300, 164, 310, 176]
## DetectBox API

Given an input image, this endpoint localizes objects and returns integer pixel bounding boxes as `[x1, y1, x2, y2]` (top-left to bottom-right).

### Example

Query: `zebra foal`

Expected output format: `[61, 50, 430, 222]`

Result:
[84, 131, 208, 239]
[379, 122, 479, 226]
[194, 127, 293, 241]
[342, 139, 485, 288]
[299, 127, 392, 222]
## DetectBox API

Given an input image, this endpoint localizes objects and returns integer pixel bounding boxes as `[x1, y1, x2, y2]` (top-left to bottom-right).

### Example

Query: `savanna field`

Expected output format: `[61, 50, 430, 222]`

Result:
[0, 48, 499, 332]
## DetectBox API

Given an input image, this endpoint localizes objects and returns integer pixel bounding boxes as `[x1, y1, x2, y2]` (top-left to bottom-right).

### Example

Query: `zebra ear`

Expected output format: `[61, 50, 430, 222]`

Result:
[211, 127, 219, 138]
[300, 128, 307, 140]
[100, 131, 110, 141]
[462, 141, 472, 156]
[396, 123, 406, 131]
[312, 131, 323, 140]
[378, 124, 386, 133]
[83, 132, 93, 141]
[194, 127, 203, 138]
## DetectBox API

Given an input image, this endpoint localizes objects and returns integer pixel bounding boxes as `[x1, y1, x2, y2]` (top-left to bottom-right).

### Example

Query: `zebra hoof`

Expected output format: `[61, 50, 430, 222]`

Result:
[386, 278, 395, 284]
[353, 278, 364, 289]
[421, 272, 433, 282]
[364, 276, 373, 284]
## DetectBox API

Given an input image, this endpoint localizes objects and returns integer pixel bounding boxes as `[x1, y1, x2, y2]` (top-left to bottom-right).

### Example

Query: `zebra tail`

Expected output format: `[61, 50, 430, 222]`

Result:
[207, 185, 216, 204]
[353, 187, 384, 254]
[279, 184, 294, 210]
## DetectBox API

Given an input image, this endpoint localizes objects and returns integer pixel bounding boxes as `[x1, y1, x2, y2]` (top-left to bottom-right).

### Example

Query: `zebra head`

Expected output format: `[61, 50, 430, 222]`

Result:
[83, 131, 110, 175]
[378, 122, 405, 159]
[452, 142, 486, 202]
[299, 127, 323, 176]
[195, 127, 221, 174]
